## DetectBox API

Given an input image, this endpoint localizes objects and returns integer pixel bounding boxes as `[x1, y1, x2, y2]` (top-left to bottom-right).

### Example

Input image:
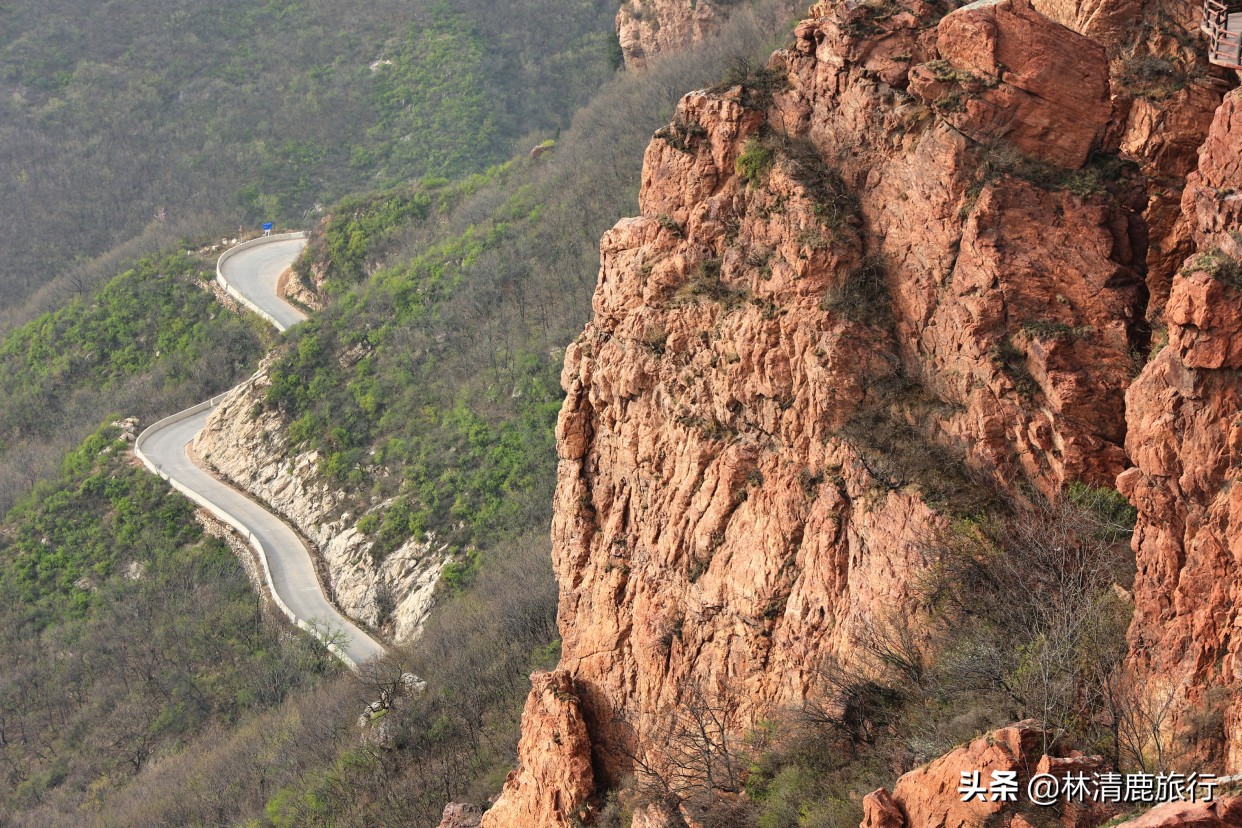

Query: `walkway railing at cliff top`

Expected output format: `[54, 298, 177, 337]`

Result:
[1204, 0, 1242, 69]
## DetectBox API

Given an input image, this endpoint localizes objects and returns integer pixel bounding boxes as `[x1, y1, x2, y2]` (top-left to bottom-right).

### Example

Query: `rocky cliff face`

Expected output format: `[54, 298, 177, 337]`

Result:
[484, 0, 1235, 825]
[480, 671, 595, 828]
[616, 0, 726, 68]
[1121, 87, 1242, 772]
[194, 360, 448, 643]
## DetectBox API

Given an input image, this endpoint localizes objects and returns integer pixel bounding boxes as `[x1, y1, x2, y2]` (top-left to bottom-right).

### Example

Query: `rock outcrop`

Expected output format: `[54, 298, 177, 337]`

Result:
[1121, 87, 1242, 773]
[276, 263, 323, 312]
[194, 358, 449, 643]
[861, 721, 1114, 828]
[437, 802, 483, 828]
[910, 0, 1112, 168]
[1108, 0, 1224, 321]
[481, 0, 1238, 824]
[480, 671, 594, 828]
[616, 0, 724, 68]
[776, 0, 1147, 494]
[1025, 0, 1166, 48]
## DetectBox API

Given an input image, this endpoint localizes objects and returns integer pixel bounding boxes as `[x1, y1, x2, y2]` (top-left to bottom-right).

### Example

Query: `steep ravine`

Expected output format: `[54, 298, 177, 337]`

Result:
[476, 1, 1242, 827]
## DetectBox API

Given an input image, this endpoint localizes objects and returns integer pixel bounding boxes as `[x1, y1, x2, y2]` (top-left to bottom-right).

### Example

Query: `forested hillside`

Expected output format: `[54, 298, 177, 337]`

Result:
[0, 249, 271, 519]
[261, 12, 795, 561]
[0, 4, 795, 825]
[0, 424, 340, 816]
[0, 0, 620, 571]
[0, 0, 618, 324]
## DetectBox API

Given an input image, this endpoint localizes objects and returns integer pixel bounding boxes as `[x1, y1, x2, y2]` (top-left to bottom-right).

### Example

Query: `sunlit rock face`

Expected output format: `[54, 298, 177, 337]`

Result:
[483, 0, 1234, 824]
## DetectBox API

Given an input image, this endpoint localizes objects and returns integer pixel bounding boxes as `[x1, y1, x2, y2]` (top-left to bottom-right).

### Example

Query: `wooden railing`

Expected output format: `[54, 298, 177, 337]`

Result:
[1204, 0, 1242, 68]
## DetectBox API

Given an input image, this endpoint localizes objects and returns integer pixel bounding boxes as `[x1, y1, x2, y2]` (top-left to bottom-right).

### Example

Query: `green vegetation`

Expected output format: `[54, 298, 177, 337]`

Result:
[1068, 481, 1139, 544]
[294, 185, 437, 293]
[1183, 245, 1242, 288]
[264, 194, 566, 553]
[0, 252, 264, 404]
[736, 137, 776, 186]
[252, 6, 794, 563]
[0, 0, 620, 319]
[16, 529, 560, 828]
[842, 0, 907, 35]
[0, 249, 268, 517]
[0, 424, 338, 814]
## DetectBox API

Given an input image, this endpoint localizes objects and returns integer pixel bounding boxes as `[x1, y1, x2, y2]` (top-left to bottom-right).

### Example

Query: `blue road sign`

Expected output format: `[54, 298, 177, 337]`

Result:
[262, 222, 274, 231]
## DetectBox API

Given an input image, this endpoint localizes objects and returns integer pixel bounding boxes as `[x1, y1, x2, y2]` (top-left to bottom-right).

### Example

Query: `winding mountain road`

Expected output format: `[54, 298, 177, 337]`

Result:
[135, 235, 386, 668]
[218, 236, 309, 332]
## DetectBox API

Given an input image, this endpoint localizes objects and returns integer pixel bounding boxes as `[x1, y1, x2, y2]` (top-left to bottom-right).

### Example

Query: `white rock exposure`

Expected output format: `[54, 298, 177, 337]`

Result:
[193, 356, 446, 643]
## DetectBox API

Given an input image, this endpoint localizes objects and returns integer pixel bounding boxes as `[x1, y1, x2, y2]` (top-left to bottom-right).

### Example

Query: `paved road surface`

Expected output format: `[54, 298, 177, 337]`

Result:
[218, 237, 309, 330]
[137, 237, 385, 667]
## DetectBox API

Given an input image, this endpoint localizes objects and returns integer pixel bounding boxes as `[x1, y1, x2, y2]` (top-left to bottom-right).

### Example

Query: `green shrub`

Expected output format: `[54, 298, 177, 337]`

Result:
[821, 256, 889, 326]
[1183, 247, 1242, 288]
[1067, 482, 1137, 544]
[737, 138, 776, 186]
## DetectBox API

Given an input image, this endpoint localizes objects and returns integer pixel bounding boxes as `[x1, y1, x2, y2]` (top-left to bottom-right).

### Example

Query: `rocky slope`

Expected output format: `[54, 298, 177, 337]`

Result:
[482, 0, 1238, 825]
[193, 361, 449, 643]
[616, 0, 728, 68]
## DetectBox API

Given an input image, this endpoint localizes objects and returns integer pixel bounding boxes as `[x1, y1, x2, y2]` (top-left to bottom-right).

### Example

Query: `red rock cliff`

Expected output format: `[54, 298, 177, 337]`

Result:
[1122, 86, 1242, 774]
[484, 0, 1236, 825]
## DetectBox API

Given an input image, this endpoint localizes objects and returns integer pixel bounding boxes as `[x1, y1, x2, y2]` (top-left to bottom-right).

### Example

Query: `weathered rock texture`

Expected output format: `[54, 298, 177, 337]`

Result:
[1108, 0, 1224, 321]
[861, 721, 1114, 828]
[194, 359, 448, 643]
[481, 0, 1238, 825]
[781, 0, 1151, 493]
[1121, 87, 1242, 773]
[911, 0, 1112, 168]
[437, 802, 483, 828]
[480, 671, 594, 828]
[276, 264, 323, 312]
[1110, 797, 1242, 828]
[550, 79, 946, 789]
[1027, 0, 1144, 44]
[616, 0, 724, 68]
